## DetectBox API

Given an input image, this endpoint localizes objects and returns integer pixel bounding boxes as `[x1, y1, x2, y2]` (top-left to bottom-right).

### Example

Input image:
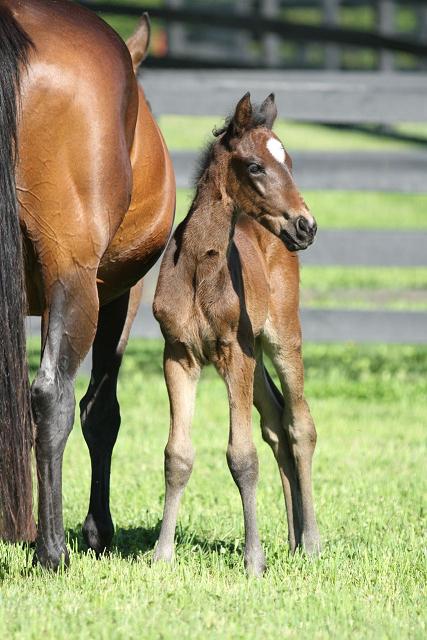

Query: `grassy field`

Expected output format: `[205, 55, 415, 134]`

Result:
[176, 188, 427, 229]
[0, 340, 425, 639]
[2, 8, 425, 637]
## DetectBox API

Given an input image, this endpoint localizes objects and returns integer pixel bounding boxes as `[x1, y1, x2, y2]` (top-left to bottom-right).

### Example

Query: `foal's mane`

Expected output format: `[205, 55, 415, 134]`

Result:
[193, 103, 268, 188]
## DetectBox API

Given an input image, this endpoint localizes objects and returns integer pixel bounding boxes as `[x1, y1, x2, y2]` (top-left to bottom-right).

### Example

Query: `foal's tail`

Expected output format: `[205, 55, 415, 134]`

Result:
[263, 366, 285, 411]
[0, 8, 35, 541]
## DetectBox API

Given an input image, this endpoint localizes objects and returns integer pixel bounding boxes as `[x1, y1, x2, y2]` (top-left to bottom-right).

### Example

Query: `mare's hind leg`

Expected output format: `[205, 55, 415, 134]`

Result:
[262, 322, 321, 556]
[154, 342, 200, 563]
[80, 282, 143, 555]
[32, 274, 99, 569]
[253, 344, 302, 552]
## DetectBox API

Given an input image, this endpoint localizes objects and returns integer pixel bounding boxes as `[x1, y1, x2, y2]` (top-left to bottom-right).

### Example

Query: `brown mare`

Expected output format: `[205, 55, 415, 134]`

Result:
[0, 1, 174, 569]
[153, 93, 320, 575]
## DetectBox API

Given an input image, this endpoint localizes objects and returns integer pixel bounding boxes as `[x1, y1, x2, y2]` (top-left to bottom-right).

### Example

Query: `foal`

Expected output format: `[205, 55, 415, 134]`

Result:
[153, 93, 320, 575]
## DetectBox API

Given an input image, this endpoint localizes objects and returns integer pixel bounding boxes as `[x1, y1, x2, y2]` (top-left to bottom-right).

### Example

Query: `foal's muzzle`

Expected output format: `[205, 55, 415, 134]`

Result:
[280, 215, 317, 251]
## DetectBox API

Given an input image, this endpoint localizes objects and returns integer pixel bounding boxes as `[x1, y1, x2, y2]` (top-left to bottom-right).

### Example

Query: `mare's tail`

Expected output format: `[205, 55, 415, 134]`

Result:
[0, 7, 35, 541]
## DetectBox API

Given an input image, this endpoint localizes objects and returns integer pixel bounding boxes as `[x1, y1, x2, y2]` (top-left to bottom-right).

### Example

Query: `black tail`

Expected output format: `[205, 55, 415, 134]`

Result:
[0, 8, 35, 541]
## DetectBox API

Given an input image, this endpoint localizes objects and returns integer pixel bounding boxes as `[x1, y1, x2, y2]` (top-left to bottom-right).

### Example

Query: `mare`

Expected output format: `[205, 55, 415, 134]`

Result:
[153, 93, 320, 576]
[0, 1, 175, 569]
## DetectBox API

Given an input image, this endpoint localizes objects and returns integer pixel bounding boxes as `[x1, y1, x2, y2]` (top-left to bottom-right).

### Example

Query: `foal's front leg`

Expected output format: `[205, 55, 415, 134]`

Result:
[154, 342, 200, 562]
[219, 344, 266, 576]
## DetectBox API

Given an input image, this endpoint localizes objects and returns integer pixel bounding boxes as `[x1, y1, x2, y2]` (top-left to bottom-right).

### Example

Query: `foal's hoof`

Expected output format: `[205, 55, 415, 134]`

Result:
[82, 513, 114, 556]
[302, 531, 321, 557]
[153, 543, 174, 564]
[34, 543, 70, 571]
[244, 547, 266, 577]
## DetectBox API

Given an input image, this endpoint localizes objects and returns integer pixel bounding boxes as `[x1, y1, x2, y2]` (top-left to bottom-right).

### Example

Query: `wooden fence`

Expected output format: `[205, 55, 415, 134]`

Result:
[139, 68, 427, 344]
[31, 4, 427, 346]
[27, 65, 427, 345]
[80, 0, 427, 70]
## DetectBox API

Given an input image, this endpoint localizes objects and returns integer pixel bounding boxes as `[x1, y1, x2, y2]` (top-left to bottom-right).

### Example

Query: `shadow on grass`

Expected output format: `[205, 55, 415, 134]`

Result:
[65, 522, 241, 562]
[64, 523, 161, 560]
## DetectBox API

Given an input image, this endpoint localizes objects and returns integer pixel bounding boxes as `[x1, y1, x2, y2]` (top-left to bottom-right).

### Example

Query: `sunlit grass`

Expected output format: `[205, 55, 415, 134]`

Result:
[1, 340, 425, 639]
[176, 188, 427, 229]
[159, 115, 422, 152]
[299, 266, 427, 310]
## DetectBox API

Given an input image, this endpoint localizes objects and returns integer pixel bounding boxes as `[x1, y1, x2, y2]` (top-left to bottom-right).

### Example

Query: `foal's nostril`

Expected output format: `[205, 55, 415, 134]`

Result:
[296, 215, 316, 239]
[296, 217, 309, 235]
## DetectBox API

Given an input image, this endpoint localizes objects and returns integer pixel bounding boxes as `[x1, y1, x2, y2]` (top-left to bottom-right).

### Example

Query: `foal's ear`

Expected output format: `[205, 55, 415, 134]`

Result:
[231, 92, 253, 136]
[126, 12, 151, 71]
[260, 93, 277, 130]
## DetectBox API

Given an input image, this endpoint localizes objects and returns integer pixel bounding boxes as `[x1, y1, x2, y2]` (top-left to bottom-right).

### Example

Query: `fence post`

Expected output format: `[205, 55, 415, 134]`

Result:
[417, 3, 427, 70]
[165, 0, 186, 58]
[378, 0, 395, 71]
[323, 0, 341, 70]
[262, 0, 281, 67]
[235, 0, 253, 64]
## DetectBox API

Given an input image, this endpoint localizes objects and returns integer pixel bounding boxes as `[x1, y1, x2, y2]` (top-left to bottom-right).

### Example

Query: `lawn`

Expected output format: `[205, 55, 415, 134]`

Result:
[176, 188, 427, 229]
[2, 7, 424, 637]
[0, 341, 425, 639]
[300, 266, 427, 310]
[159, 115, 426, 153]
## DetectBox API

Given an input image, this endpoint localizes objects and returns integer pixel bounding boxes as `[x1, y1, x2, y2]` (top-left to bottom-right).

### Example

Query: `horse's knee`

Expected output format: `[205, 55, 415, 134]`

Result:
[32, 372, 75, 454]
[286, 400, 317, 453]
[31, 371, 57, 417]
[80, 384, 121, 450]
[226, 443, 259, 488]
[164, 442, 194, 489]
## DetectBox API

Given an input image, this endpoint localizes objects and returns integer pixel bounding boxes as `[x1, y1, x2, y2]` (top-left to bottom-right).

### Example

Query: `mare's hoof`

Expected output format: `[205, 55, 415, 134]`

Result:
[153, 543, 174, 564]
[34, 543, 70, 571]
[82, 513, 114, 556]
[244, 547, 266, 577]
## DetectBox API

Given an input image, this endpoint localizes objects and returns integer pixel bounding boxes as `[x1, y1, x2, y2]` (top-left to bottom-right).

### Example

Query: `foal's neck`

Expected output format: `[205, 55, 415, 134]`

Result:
[182, 176, 237, 264]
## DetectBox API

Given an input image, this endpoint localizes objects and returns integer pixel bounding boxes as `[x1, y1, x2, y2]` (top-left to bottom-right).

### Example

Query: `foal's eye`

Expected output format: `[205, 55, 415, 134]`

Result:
[248, 163, 263, 175]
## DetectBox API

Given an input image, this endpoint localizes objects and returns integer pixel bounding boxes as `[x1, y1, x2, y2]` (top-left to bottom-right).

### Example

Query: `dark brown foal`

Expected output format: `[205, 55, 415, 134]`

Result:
[153, 93, 320, 576]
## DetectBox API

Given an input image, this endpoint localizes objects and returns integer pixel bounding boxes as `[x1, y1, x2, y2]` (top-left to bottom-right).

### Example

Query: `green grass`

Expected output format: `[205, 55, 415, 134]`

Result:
[0, 340, 426, 639]
[300, 267, 427, 310]
[159, 115, 424, 152]
[176, 188, 427, 229]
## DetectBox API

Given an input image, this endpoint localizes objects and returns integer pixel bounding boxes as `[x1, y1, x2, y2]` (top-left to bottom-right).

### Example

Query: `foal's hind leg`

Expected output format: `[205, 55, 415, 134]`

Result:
[32, 273, 99, 569]
[262, 323, 321, 556]
[80, 282, 143, 555]
[154, 342, 200, 563]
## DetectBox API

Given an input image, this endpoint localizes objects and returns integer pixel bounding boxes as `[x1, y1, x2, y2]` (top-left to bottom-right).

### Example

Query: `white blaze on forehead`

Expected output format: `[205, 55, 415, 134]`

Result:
[266, 137, 286, 164]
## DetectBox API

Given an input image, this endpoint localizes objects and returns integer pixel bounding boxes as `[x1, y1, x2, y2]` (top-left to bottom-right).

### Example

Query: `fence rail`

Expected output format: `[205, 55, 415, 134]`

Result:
[81, 2, 427, 57]
[142, 70, 427, 123]
[172, 149, 427, 193]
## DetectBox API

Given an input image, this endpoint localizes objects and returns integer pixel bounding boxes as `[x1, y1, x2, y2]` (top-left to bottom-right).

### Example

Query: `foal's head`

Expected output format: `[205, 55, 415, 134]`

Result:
[208, 92, 316, 251]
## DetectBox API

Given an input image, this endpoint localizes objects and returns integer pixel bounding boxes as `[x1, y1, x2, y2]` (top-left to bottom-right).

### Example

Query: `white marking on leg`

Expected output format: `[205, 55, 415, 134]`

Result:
[266, 138, 286, 164]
